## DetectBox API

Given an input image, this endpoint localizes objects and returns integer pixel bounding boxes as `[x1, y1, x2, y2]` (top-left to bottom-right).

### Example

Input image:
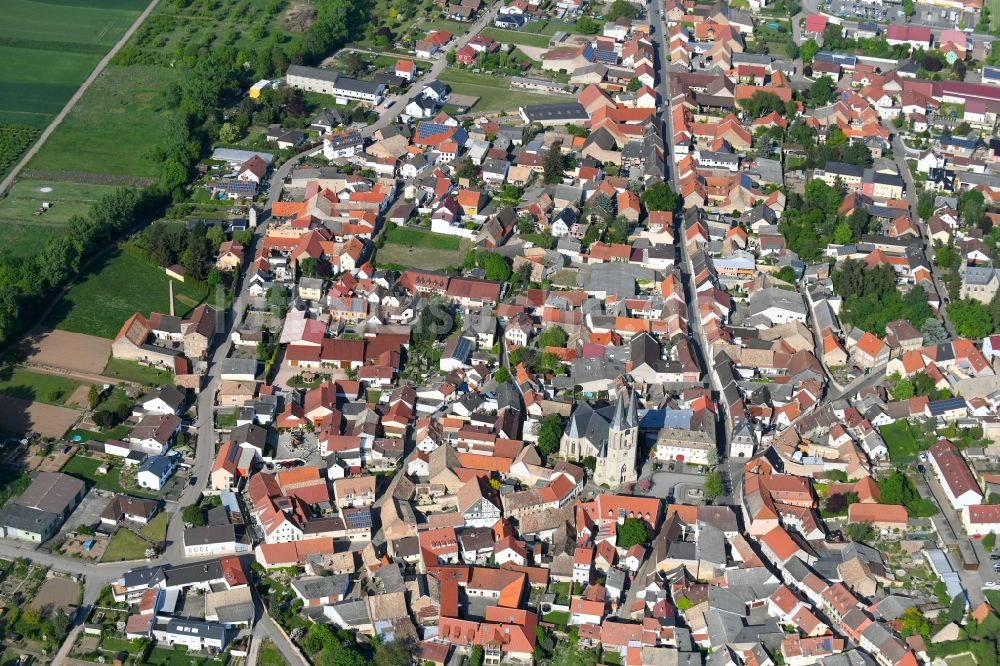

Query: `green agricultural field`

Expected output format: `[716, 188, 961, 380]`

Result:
[0, 367, 85, 406]
[386, 226, 461, 250]
[1, 223, 64, 258]
[27, 66, 179, 179]
[0, 0, 146, 128]
[991, 0, 1000, 30]
[480, 27, 553, 48]
[0, 179, 123, 224]
[438, 69, 568, 113]
[45, 248, 210, 339]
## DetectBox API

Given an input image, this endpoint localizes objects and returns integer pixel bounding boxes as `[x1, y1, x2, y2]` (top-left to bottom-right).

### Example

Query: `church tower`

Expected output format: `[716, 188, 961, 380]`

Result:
[593, 386, 640, 487]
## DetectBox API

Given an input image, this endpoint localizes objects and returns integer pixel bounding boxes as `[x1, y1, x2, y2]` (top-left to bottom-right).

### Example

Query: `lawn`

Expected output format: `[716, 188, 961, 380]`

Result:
[258, 639, 289, 666]
[480, 27, 553, 48]
[46, 248, 211, 339]
[101, 528, 149, 563]
[944, 655, 978, 666]
[61, 454, 126, 492]
[27, 65, 179, 179]
[437, 69, 568, 113]
[377, 241, 466, 271]
[879, 420, 920, 463]
[102, 357, 174, 386]
[542, 610, 570, 626]
[0, 367, 85, 406]
[65, 425, 130, 443]
[992, 0, 1000, 30]
[385, 226, 461, 250]
[139, 512, 169, 542]
[144, 646, 226, 666]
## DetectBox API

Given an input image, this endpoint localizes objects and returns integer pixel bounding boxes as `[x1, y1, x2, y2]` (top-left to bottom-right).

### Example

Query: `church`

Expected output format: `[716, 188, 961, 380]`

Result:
[559, 386, 640, 487]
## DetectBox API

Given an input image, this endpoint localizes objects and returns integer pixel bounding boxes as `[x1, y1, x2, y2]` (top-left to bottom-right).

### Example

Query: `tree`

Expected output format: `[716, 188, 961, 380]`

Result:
[959, 189, 986, 230]
[933, 581, 950, 605]
[375, 641, 412, 666]
[87, 385, 102, 408]
[575, 15, 600, 34]
[470, 645, 484, 666]
[616, 517, 649, 548]
[948, 594, 967, 624]
[705, 470, 724, 499]
[493, 367, 510, 384]
[917, 189, 936, 220]
[824, 493, 850, 515]
[304, 623, 336, 654]
[800, 38, 819, 65]
[445, 49, 456, 64]
[833, 222, 854, 245]
[544, 143, 564, 184]
[948, 299, 993, 338]
[640, 182, 678, 212]
[845, 521, 875, 544]
[182, 504, 205, 527]
[537, 415, 564, 459]
[878, 470, 917, 507]
[899, 606, 929, 637]
[983, 532, 996, 551]
[922, 318, 949, 344]
[537, 326, 568, 348]
[49, 610, 71, 641]
[892, 378, 915, 400]
[606, 0, 638, 20]
[807, 76, 837, 106]
[218, 122, 239, 143]
[738, 91, 785, 119]
[903, 0, 914, 15]
[482, 253, 511, 282]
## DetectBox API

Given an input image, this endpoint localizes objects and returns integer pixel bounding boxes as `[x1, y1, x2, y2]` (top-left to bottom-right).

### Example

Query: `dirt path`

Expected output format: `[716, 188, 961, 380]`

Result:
[0, 0, 163, 196]
[21, 361, 130, 387]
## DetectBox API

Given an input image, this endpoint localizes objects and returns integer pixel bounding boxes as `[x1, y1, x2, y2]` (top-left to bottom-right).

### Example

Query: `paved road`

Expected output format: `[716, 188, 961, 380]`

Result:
[264, 2, 503, 217]
[0, 0, 163, 196]
[256, 614, 310, 666]
[918, 467, 992, 606]
[885, 127, 956, 338]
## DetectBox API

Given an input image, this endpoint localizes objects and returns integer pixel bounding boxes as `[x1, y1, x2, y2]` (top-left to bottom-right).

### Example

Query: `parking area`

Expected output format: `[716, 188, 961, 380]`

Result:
[823, 0, 893, 22]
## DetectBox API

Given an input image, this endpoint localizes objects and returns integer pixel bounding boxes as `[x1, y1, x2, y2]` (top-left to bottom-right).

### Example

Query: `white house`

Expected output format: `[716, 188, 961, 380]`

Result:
[962, 504, 1000, 536]
[152, 618, 227, 652]
[927, 439, 984, 510]
[136, 455, 177, 491]
[183, 525, 250, 557]
[136, 386, 186, 416]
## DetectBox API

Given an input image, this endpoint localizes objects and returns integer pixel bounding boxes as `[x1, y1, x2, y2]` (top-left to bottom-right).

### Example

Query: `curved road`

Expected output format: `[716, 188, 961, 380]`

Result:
[0, 0, 163, 196]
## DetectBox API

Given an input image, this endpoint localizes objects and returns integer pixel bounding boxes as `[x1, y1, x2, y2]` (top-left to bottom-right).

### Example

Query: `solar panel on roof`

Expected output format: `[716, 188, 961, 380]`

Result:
[227, 444, 239, 463]
[417, 122, 451, 139]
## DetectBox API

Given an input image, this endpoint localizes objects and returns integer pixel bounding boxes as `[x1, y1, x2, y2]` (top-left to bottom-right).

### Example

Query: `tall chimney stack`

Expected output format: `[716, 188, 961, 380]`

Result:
[169, 279, 175, 317]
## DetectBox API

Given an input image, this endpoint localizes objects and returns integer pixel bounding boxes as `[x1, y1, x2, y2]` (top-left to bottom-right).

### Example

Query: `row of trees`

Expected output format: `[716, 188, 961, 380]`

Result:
[0, 187, 167, 346]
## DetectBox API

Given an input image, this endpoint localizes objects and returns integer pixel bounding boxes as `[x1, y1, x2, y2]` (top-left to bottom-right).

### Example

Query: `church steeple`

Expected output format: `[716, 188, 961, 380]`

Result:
[626, 388, 639, 429]
[610, 389, 628, 431]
